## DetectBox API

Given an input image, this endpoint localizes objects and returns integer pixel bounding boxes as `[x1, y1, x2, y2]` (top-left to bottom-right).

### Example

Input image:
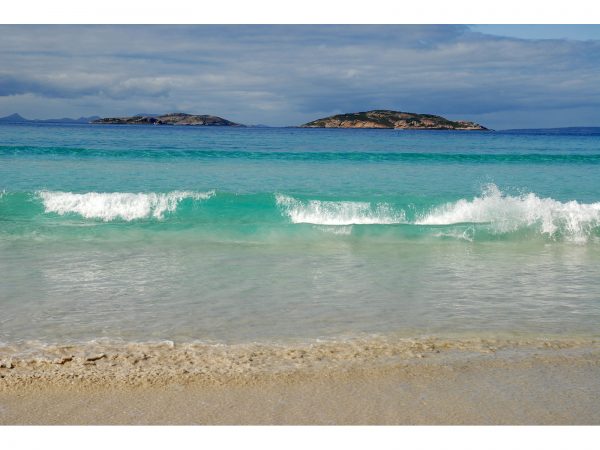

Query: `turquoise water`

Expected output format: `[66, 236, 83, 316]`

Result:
[1, 123, 600, 344]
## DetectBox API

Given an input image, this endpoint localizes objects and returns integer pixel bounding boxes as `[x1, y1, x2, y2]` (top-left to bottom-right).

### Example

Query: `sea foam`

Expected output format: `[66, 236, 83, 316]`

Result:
[38, 190, 214, 221]
[417, 184, 600, 242]
[276, 194, 406, 225]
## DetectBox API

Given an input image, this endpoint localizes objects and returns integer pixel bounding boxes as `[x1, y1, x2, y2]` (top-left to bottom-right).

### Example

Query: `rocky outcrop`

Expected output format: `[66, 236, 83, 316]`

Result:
[301, 110, 488, 130]
[92, 113, 244, 127]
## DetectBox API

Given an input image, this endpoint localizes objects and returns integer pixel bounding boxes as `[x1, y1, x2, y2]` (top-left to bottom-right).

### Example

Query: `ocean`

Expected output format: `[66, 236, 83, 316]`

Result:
[1, 123, 600, 346]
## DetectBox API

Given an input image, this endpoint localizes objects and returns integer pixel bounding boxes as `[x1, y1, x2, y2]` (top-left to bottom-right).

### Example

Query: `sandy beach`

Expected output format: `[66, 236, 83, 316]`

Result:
[1, 338, 599, 425]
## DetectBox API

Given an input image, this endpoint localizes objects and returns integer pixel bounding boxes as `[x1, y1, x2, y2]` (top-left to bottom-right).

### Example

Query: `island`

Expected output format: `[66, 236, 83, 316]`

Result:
[92, 113, 244, 127]
[301, 110, 488, 130]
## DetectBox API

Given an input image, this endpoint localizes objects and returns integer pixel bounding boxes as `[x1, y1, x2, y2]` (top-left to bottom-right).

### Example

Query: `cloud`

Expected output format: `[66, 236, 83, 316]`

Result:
[0, 73, 174, 99]
[0, 25, 599, 127]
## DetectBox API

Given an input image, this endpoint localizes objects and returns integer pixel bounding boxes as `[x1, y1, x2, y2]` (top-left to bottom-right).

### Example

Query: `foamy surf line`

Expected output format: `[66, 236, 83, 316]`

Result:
[8, 186, 600, 242]
[38, 190, 215, 221]
[276, 194, 406, 225]
[278, 186, 600, 242]
[1, 336, 598, 388]
[416, 184, 600, 242]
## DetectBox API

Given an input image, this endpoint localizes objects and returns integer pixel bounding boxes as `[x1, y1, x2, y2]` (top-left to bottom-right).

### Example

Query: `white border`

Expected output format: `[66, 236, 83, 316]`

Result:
[2, 2, 600, 448]
[2, 0, 600, 24]
[2, 426, 600, 450]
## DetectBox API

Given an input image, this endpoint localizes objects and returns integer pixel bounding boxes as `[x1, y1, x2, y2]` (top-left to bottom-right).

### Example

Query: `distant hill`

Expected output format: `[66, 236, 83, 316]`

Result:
[0, 113, 100, 124]
[92, 113, 244, 127]
[0, 113, 28, 123]
[301, 110, 488, 130]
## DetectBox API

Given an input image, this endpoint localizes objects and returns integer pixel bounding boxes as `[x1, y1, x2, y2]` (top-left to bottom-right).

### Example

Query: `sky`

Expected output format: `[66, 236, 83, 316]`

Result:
[0, 25, 599, 129]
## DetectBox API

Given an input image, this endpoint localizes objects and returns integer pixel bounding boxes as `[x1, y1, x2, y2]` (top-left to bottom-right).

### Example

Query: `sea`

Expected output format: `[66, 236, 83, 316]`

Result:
[1, 123, 600, 347]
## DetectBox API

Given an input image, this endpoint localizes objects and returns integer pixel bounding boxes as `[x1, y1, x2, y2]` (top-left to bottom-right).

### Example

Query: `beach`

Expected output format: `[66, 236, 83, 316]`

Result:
[2, 125, 600, 425]
[1, 338, 599, 425]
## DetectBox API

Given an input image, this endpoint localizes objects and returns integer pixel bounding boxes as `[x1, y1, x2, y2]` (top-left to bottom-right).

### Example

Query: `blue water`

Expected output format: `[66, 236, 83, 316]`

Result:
[1, 123, 600, 344]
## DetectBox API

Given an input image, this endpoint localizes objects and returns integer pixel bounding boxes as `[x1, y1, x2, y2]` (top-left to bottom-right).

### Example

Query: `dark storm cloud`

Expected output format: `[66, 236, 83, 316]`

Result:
[0, 25, 599, 127]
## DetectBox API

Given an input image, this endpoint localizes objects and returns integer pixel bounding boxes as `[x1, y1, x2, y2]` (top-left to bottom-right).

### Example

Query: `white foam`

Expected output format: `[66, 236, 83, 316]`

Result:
[417, 184, 600, 242]
[38, 190, 214, 221]
[276, 194, 405, 225]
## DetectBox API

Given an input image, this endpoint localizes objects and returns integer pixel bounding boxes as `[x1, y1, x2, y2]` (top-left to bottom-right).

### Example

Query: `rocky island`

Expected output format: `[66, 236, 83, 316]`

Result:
[92, 113, 243, 127]
[301, 110, 488, 130]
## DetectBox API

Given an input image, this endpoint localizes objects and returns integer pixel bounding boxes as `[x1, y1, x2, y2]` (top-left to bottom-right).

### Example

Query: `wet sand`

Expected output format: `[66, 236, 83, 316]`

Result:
[1, 338, 599, 424]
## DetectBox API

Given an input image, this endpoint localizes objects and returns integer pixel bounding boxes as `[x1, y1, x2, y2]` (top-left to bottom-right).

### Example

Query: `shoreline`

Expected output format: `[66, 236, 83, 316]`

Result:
[2, 337, 599, 424]
[1, 336, 598, 388]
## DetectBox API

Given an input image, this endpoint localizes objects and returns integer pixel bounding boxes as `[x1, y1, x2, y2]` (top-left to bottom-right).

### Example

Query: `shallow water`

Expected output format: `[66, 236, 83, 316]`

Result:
[1, 124, 600, 344]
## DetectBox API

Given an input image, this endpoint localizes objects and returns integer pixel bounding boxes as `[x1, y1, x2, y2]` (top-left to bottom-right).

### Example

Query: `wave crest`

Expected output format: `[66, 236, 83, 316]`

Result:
[417, 184, 600, 242]
[38, 190, 214, 221]
[276, 194, 405, 225]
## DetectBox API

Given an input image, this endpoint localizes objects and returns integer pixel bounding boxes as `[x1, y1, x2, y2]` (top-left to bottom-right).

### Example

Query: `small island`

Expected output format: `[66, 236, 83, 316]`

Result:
[92, 112, 244, 127]
[301, 110, 488, 130]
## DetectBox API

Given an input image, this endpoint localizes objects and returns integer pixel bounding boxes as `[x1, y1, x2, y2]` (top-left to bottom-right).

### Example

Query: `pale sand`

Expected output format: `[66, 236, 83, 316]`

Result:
[1, 338, 599, 424]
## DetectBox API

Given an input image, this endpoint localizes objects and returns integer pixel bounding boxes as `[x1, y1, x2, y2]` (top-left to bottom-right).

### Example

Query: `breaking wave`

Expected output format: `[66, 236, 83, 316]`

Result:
[38, 190, 214, 221]
[0, 186, 598, 243]
[417, 184, 600, 242]
[275, 194, 406, 225]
